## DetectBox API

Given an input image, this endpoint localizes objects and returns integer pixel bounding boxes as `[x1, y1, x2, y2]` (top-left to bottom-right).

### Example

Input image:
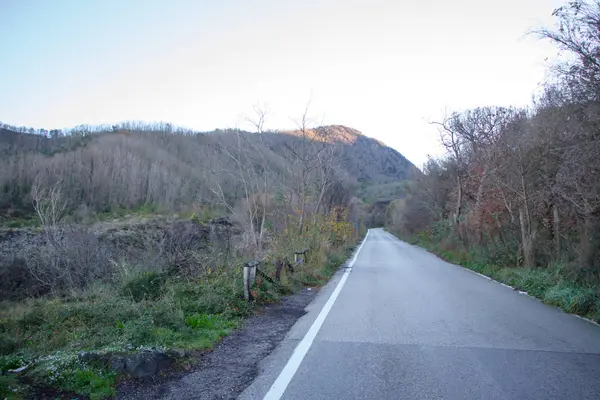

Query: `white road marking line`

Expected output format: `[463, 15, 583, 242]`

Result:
[474, 271, 492, 280]
[573, 314, 600, 326]
[465, 268, 492, 280]
[263, 230, 370, 400]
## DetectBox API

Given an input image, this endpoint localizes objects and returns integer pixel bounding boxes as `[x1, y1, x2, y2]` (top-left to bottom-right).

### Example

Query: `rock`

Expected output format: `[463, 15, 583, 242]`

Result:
[166, 349, 186, 358]
[123, 350, 175, 379]
[78, 351, 100, 364]
[125, 353, 158, 378]
[110, 357, 127, 372]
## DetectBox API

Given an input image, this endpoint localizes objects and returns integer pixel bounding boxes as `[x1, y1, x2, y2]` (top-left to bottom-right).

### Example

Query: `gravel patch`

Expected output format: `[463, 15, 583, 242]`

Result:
[116, 288, 317, 400]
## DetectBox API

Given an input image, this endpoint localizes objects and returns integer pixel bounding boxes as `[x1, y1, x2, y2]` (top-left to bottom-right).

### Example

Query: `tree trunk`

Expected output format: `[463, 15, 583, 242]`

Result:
[258, 180, 267, 249]
[579, 203, 595, 269]
[519, 208, 533, 268]
[494, 214, 506, 246]
[553, 204, 560, 261]
[519, 167, 534, 266]
[313, 182, 327, 226]
[473, 165, 489, 245]
[297, 198, 305, 234]
[454, 175, 463, 225]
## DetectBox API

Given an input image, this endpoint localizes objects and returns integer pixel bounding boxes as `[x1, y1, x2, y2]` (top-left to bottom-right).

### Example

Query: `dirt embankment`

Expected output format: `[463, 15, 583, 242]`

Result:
[0, 216, 238, 300]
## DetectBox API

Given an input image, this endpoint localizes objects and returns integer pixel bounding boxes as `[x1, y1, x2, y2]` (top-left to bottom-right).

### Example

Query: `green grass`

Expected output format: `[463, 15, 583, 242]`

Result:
[1, 273, 247, 356]
[0, 375, 24, 400]
[399, 230, 600, 323]
[61, 366, 116, 400]
[0, 234, 361, 399]
[0, 216, 41, 229]
[0, 265, 249, 399]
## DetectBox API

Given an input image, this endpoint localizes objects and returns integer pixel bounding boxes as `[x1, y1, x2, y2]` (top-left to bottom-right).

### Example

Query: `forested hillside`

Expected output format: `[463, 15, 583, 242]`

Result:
[0, 123, 416, 225]
[387, 0, 600, 319]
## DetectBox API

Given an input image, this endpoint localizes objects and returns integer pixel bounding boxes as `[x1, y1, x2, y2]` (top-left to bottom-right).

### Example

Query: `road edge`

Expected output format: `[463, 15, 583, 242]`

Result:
[382, 229, 600, 328]
[238, 230, 370, 400]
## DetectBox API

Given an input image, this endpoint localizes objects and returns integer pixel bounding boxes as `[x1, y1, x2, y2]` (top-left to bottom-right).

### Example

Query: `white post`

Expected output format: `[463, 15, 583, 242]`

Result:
[244, 264, 251, 301]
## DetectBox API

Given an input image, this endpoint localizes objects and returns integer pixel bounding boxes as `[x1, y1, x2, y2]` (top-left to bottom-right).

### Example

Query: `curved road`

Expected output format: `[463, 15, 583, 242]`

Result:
[240, 228, 600, 400]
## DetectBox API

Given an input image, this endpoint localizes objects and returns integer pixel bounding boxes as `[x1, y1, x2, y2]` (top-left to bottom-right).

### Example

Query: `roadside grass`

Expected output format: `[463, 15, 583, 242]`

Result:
[0, 264, 249, 399]
[399, 232, 600, 323]
[0, 215, 41, 229]
[0, 240, 357, 399]
[0, 374, 23, 400]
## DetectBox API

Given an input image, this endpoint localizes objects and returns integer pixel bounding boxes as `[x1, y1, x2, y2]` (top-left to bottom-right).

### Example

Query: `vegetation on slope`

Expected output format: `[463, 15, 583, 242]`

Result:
[386, 0, 600, 322]
[1, 210, 359, 399]
[0, 123, 416, 223]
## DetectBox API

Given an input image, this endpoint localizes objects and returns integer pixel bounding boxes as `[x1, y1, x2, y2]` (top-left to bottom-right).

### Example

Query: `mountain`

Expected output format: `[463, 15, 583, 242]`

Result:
[0, 123, 417, 221]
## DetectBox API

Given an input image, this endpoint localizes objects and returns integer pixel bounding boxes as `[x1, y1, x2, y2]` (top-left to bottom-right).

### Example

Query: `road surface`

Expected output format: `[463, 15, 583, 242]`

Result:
[240, 228, 600, 400]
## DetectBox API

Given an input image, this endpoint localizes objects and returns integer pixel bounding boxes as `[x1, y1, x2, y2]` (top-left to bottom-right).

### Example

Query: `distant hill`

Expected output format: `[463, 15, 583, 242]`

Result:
[0, 123, 417, 220]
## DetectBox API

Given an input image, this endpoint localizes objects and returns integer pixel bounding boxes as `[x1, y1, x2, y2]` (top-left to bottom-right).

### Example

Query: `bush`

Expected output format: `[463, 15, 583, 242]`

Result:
[185, 313, 220, 329]
[23, 228, 110, 296]
[544, 284, 598, 314]
[515, 269, 557, 298]
[121, 272, 165, 302]
[495, 268, 522, 287]
[58, 366, 116, 400]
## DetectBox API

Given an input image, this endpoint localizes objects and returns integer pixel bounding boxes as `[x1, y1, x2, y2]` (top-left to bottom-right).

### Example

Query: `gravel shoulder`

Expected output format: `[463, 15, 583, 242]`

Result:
[116, 288, 318, 400]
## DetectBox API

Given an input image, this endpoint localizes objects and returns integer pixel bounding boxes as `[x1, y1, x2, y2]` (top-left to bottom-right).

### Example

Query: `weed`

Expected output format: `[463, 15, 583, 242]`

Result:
[0, 375, 24, 400]
[2, 216, 40, 229]
[185, 313, 220, 329]
[0, 355, 29, 373]
[544, 284, 598, 314]
[121, 272, 165, 302]
[64, 367, 116, 400]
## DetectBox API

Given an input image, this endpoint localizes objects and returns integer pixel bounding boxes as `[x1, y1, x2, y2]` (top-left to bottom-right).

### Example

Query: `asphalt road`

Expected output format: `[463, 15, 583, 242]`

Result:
[240, 228, 600, 400]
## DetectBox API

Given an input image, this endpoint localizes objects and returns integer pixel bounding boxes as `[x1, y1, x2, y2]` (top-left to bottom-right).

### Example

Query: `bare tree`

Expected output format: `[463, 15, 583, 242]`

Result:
[284, 100, 330, 233]
[31, 180, 67, 235]
[533, 0, 600, 101]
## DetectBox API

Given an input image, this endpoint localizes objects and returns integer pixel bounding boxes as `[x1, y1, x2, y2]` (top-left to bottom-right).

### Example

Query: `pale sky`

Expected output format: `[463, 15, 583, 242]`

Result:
[0, 0, 565, 167]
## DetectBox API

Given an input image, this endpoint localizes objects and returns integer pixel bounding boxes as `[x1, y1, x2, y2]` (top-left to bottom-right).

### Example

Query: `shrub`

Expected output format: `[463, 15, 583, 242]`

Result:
[544, 284, 598, 315]
[495, 268, 522, 287]
[185, 313, 220, 329]
[121, 272, 165, 302]
[517, 269, 557, 298]
[24, 227, 110, 295]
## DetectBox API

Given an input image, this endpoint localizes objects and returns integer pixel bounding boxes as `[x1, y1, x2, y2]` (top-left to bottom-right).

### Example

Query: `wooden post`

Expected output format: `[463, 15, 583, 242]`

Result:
[243, 263, 251, 302]
[294, 248, 309, 265]
[244, 260, 260, 301]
